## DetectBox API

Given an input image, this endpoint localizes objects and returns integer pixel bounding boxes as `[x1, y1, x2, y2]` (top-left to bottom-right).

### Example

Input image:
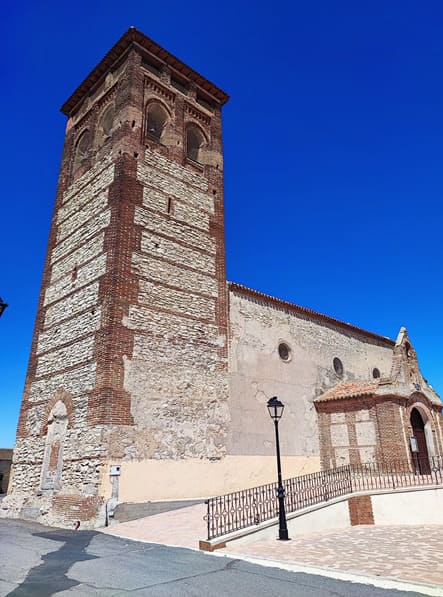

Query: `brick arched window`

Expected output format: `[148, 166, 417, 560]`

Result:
[186, 124, 205, 163]
[74, 130, 90, 173]
[146, 102, 168, 141]
[96, 104, 114, 148]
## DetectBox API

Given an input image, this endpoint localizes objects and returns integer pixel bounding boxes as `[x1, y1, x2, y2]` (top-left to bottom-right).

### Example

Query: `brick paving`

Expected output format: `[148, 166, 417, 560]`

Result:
[223, 525, 443, 587]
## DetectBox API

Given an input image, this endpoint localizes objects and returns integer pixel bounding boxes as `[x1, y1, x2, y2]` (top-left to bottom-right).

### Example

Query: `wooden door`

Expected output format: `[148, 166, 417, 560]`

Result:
[410, 408, 431, 474]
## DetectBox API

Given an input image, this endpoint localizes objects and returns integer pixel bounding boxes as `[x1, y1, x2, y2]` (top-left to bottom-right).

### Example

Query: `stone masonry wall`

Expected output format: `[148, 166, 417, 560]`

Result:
[228, 288, 394, 460]
[0, 449, 13, 494]
[9, 159, 115, 511]
[117, 146, 230, 461]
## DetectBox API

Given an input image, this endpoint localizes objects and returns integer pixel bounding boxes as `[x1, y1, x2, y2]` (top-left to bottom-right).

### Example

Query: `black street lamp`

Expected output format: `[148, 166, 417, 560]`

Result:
[267, 396, 290, 541]
[0, 297, 7, 319]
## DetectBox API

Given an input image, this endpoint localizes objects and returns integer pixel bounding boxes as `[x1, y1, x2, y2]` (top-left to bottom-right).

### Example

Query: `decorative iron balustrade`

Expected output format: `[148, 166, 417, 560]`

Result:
[204, 465, 352, 540]
[204, 456, 443, 540]
[350, 457, 443, 492]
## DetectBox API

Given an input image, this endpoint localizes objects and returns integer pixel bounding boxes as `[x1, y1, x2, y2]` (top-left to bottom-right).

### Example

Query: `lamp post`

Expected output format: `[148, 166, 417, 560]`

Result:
[0, 297, 7, 319]
[267, 396, 290, 541]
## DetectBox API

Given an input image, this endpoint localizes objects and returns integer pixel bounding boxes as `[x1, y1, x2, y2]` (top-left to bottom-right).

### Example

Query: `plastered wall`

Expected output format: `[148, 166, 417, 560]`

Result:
[100, 455, 320, 502]
[228, 289, 394, 458]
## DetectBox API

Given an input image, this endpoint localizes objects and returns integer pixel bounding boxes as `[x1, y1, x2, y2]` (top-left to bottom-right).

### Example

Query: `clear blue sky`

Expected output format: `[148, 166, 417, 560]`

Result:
[1, 1, 443, 447]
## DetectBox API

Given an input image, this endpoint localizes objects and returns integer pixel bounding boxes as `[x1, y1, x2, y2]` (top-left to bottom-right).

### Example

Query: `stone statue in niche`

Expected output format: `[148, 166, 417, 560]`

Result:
[40, 401, 68, 491]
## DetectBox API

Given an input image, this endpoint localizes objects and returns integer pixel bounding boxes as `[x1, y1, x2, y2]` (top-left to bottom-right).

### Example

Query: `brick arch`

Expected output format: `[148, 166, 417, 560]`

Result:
[40, 390, 75, 436]
[95, 102, 115, 148]
[72, 128, 91, 176]
[185, 121, 209, 164]
[144, 98, 172, 141]
[406, 393, 433, 422]
[406, 394, 437, 464]
[144, 97, 172, 118]
[74, 128, 90, 153]
[184, 120, 209, 145]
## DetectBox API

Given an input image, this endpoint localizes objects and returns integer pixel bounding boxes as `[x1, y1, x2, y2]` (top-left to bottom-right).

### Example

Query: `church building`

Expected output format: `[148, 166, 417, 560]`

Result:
[4, 28, 442, 527]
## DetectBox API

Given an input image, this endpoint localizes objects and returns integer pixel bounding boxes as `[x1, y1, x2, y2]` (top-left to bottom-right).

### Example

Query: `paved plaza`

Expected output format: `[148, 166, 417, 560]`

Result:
[101, 502, 207, 549]
[102, 504, 443, 593]
[223, 524, 443, 588]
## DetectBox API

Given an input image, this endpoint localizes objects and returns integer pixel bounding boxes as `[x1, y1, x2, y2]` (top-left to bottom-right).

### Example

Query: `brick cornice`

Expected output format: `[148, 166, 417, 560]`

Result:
[61, 28, 229, 117]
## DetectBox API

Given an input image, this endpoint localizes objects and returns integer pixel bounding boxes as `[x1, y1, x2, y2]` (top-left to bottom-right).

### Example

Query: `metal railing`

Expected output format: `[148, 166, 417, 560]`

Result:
[350, 457, 443, 492]
[204, 456, 443, 540]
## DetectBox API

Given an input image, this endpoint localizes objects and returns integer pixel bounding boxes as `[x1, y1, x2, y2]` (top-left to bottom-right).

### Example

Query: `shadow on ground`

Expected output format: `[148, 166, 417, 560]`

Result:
[6, 529, 98, 596]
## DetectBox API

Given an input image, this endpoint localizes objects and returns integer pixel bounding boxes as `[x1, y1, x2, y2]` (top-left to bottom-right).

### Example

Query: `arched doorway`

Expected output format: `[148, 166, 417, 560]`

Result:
[410, 408, 431, 474]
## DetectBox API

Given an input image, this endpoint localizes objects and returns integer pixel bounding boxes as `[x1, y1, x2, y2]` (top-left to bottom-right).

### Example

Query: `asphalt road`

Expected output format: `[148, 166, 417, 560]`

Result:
[0, 519, 424, 596]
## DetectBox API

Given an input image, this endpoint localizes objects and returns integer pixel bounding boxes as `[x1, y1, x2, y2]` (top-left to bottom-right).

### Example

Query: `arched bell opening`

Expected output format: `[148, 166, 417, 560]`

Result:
[145, 102, 169, 142]
[410, 407, 431, 474]
[96, 104, 114, 149]
[185, 124, 206, 164]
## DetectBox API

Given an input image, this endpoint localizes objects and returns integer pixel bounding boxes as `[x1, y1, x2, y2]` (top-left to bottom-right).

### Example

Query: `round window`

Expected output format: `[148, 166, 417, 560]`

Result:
[372, 368, 380, 379]
[333, 357, 343, 376]
[278, 343, 291, 362]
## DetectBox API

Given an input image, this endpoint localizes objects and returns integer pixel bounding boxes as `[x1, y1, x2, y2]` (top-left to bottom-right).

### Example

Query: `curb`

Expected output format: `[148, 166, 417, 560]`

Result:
[208, 551, 443, 597]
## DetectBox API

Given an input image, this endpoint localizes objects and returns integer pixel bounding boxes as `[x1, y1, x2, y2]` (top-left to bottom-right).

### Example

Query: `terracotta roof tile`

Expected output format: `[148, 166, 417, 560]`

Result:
[315, 380, 380, 402]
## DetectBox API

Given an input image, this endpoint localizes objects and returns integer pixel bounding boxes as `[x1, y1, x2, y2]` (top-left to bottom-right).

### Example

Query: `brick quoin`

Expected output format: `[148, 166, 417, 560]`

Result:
[87, 155, 141, 427]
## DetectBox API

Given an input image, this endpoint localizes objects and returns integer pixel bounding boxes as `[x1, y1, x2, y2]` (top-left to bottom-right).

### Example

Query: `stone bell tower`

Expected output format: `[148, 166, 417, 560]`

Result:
[6, 28, 230, 527]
